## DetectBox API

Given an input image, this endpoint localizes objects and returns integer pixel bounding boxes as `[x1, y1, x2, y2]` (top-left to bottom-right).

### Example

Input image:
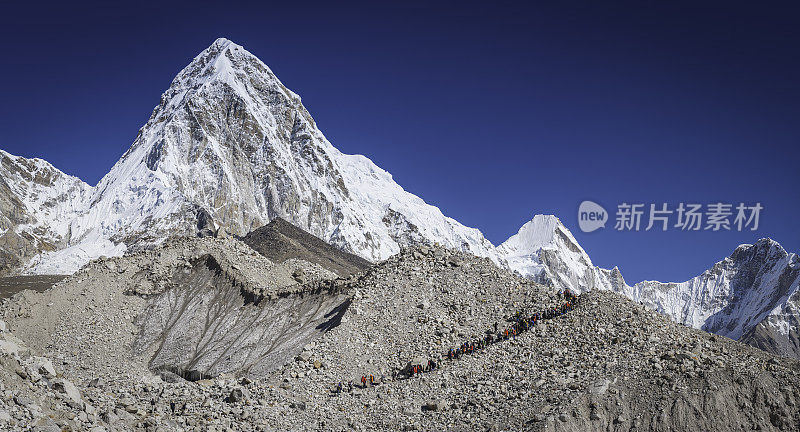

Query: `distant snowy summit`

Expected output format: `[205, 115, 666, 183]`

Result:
[626, 239, 799, 359]
[0, 38, 796, 359]
[498, 215, 799, 359]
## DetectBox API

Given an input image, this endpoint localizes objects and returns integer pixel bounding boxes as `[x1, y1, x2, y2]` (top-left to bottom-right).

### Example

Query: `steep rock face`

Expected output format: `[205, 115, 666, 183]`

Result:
[0, 150, 93, 275]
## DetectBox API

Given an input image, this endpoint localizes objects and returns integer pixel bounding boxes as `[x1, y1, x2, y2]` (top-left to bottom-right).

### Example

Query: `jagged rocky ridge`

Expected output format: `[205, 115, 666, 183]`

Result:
[0, 38, 796, 360]
[0, 150, 95, 277]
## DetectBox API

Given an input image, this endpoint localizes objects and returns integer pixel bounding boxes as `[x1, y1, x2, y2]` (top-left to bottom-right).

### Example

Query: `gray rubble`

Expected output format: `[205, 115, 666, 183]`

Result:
[0, 240, 797, 431]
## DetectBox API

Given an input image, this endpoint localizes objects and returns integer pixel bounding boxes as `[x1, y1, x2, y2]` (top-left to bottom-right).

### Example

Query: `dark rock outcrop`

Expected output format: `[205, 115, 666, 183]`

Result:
[242, 217, 371, 277]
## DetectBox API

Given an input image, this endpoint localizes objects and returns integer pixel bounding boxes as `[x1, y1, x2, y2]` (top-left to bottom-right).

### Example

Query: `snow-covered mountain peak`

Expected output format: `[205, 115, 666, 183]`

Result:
[499, 215, 575, 253]
[189, 37, 294, 93]
[615, 235, 799, 358]
[0, 149, 94, 275]
[16, 38, 502, 272]
[0, 149, 91, 227]
[496, 215, 605, 292]
[150, 38, 299, 127]
[497, 214, 594, 267]
[730, 238, 786, 260]
[181, 38, 254, 84]
[210, 37, 235, 50]
[1, 149, 67, 178]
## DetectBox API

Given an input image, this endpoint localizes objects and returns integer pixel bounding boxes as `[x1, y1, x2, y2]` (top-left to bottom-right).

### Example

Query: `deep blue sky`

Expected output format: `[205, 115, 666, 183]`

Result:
[2, 1, 798, 283]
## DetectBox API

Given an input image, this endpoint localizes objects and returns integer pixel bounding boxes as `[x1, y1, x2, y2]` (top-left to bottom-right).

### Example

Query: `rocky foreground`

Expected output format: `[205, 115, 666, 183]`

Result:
[0, 238, 798, 431]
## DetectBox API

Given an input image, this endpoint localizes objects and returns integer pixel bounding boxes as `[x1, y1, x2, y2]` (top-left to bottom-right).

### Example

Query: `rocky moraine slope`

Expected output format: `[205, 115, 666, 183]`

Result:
[0, 223, 797, 431]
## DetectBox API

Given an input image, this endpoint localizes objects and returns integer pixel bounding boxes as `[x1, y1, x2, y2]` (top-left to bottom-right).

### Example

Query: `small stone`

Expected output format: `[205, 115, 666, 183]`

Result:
[33, 358, 57, 379]
[52, 378, 82, 404]
[100, 410, 119, 424]
[32, 416, 60, 432]
[14, 395, 35, 407]
[158, 370, 182, 383]
[0, 340, 23, 356]
[589, 378, 611, 395]
[84, 403, 98, 415]
[215, 227, 227, 238]
[422, 401, 442, 412]
[225, 388, 245, 403]
[113, 408, 136, 422]
[292, 269, 307, 283]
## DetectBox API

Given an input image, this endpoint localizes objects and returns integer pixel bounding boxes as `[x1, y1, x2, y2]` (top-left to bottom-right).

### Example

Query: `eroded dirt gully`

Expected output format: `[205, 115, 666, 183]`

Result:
[135, 254, 350, 380]
[0, 237, 353, 388]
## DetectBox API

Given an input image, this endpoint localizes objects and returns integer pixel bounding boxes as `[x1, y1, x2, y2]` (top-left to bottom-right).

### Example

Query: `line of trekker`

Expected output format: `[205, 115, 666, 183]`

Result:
[444, 288, 579, 362]
[333, 289, 580, 394]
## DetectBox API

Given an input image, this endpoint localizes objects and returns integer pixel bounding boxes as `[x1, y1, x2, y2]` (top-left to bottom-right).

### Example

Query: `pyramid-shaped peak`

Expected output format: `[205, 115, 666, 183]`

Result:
[152, 37, 298, 114]
[191, 38, 252, 70]
[199, 38, 249, 60]
[501, 215, 562, 249]
[525, 214, 562, 229]
[210, 37, 236, 49]
[498, 214, 587, 258]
